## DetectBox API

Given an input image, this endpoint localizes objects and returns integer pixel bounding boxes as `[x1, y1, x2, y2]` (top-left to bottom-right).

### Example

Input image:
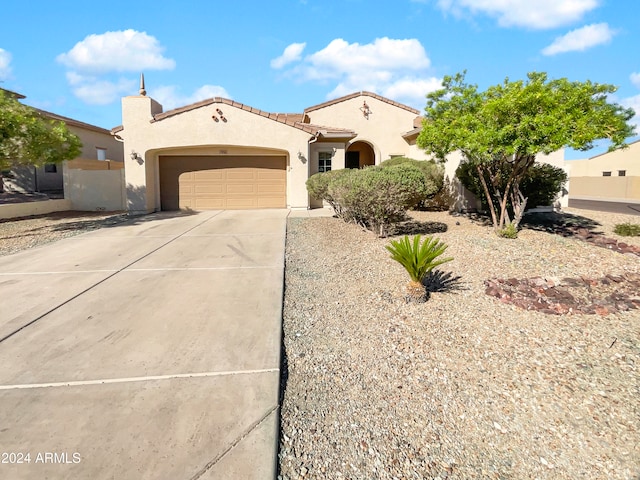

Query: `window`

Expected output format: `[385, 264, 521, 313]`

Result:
[618, 170, 626, 176]
[602, 171, 611, 176]
[318, 152, 332, 173]
[96, 147, 107, 161]
[44, 164, 57, 173]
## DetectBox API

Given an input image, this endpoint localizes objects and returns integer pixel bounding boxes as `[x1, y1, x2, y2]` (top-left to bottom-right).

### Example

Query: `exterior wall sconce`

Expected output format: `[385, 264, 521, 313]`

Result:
[297, 151, 307, 163]
[360, 101, 371, 119]
[130, 151, 144, 165]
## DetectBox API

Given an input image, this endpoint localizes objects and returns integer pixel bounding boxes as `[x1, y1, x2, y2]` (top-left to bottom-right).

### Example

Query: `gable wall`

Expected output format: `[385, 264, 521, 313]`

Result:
[307, 96, 424, 162]
[120, 96, 312, 212]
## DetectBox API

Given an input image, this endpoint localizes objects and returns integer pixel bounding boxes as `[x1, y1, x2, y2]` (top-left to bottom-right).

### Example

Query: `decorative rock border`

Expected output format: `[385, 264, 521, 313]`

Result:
[484, 273, 640, 315]
[571, 227, 640, 256]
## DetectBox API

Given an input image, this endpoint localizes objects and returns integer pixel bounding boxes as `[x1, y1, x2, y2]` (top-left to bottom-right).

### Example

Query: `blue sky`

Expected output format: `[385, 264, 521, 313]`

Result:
[1, 0, 638, 159]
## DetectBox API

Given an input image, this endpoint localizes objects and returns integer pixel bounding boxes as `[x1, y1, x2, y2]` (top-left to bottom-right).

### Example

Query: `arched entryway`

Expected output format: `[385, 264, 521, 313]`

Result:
[346, 141, 375, 169]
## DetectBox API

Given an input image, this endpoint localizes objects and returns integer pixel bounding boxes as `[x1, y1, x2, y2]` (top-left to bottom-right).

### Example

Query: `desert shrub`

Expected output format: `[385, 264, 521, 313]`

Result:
[520, 163, 568, 208]
[329, 164, 430, 236]
[613, 222, 640, 236]
[380, 157, 444, 206]
[497, 222, 519, 239]
[306, 169, 353, 218]
[456, 161, 567, 211]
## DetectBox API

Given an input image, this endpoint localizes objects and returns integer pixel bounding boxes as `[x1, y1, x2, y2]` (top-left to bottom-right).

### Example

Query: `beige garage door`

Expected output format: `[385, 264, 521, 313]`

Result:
[159, 155, 286, 210]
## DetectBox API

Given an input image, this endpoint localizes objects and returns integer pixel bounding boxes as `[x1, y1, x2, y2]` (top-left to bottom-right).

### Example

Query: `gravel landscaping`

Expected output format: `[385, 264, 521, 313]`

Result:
[279, 209, 640, 480]
[0, 211, 128, 256]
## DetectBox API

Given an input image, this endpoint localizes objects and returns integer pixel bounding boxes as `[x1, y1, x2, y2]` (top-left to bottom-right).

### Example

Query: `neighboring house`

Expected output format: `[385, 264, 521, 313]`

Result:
[114, 78, 563, 214]
[567, 139, 640, 214]
[2, 89, 124, 194]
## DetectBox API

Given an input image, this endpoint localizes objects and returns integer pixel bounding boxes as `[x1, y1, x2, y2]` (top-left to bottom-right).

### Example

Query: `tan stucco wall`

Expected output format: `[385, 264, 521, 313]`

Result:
[567, 141, 640, 177]
[0, 199, 71, 219]
[307, 95, 420, 163]
[569, 176, 640, 203]
[68, 125, 124, 162]
[119, 96, 312, 212]
[64, 168, 126, 211]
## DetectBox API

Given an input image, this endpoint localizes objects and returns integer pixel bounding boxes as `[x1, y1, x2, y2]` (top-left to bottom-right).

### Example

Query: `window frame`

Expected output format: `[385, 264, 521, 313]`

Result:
[602, 171, 612, 177]
[96, 147, 107, 161]
[318, 151, 332, 173]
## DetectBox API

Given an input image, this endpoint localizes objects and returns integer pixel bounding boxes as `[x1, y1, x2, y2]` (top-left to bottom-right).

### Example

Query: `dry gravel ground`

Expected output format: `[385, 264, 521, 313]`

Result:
[0, 211, 128, 256]
[279, 209, 640, 480]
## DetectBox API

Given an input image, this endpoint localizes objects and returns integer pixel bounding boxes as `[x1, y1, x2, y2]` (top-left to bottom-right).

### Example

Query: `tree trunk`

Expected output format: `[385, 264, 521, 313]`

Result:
[476, 164, 499, 230]
[0, 173, 4, 193]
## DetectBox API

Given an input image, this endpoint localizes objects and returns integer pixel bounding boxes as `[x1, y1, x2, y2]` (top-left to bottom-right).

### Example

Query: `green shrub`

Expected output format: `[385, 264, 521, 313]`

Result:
[456, 161, 567, 211]
[329, 164, 430, 236]
[497, 222, 519, 239]
[380, 157, 444, 205]
[305, 169, 352, 218]
[613, 222, 640, 237]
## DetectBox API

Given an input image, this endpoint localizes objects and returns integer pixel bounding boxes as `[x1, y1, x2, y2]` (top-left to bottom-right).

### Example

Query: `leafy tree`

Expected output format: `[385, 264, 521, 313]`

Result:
[417, 72, 636, 235]
[0, 90, 82, 192]
[456, 161, 568, 212]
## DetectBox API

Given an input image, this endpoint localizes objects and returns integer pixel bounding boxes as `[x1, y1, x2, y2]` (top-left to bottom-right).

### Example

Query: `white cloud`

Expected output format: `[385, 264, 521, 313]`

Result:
[280, 37, 438, 109]
[149, 84, 231, 110]
[0, 48, 12, 80]
[381, 77, 443, 107]
[271, 42, 306, 69]
[67, 74, 137, 105]
[435, 0, 599, 29]
[631, 72, 640, 89]
[542, 23, 615, 55]
[57, 30, 175, 105]
[57, 29, 175, 73]
[621, 94, 640, 131]
[286, 38, 439, 108]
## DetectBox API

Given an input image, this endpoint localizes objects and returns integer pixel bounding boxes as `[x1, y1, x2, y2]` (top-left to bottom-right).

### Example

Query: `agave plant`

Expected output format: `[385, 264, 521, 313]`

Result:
[385, 234, 453, 302]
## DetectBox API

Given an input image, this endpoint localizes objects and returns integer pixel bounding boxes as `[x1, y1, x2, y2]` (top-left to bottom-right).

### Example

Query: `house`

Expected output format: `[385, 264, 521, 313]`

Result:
[1, 88, 124, 195]
[567, 139, 640, 214]
[113, 77, 564, 214]
[114, 76, 433, 213]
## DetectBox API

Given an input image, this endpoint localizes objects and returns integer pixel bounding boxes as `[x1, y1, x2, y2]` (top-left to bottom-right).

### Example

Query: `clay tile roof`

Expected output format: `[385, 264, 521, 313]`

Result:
[33, 108, 111, 134]
[149, 97, 351, 136]
[304, 91, 420, 115]
[0, 87, 26, 99]
[413, 116, 424, 128]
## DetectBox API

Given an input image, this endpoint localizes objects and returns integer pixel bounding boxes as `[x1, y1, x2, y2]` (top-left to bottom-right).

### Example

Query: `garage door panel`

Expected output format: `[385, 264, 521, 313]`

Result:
[195, 185, 224, 194]
[257, 170, 285, 180]
[160, 155, 286, 210]
[258, 184, 284, 193]
[226, 184, 257, 194]
[194, 170, 225, 181]
[194, 198, 226, 209]
[225, 198, 258, 208]
[226, 170, 257, 181]
[258, 197, 286, 208]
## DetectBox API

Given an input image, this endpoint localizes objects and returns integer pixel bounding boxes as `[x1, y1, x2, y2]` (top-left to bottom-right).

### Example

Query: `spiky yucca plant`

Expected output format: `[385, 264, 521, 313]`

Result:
[386, 235, 453, 302]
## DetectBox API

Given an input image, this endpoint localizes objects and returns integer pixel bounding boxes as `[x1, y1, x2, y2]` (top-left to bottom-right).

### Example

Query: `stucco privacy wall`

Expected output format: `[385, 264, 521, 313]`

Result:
[68, 124, 124, 162]
[567, 140, 640, 206]
[120, 96, 312, 213]
[306, 94, 423, 163]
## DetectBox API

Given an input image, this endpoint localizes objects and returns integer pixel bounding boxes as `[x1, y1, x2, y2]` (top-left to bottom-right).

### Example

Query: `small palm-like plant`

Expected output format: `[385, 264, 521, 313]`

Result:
[386, 235, 453, 302]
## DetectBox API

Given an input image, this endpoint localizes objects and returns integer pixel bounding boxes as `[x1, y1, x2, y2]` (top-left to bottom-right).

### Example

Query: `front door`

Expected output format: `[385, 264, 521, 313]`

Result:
[346, 151, 360, 169]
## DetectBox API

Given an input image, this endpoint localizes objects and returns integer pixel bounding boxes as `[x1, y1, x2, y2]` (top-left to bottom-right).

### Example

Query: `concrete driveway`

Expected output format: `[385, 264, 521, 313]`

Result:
[0, 209, 287, 479]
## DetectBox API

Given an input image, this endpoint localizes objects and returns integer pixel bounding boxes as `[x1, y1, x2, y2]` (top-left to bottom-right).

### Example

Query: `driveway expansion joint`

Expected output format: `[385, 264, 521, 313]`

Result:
[0, 211, 223, 344]
[188, 405, 279, 480]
